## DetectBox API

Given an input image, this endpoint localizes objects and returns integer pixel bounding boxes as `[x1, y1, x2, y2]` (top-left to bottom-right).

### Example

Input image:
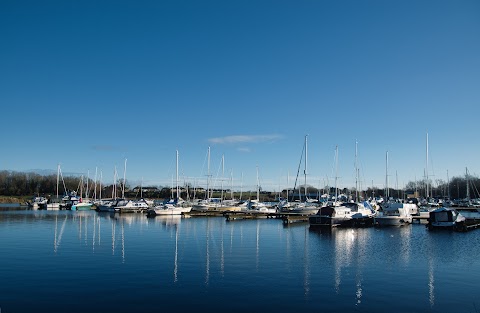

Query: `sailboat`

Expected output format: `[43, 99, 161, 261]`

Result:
[247, 166, 276, 213]
[375, 150, 417, 226]
[282, 135, 319, 215]
[309, 144, 376, 227]
[46, 164, 61, 210]
[192, 147, 214, 212]
[71, 174, 94, 211]
[148, 150, 192, 216]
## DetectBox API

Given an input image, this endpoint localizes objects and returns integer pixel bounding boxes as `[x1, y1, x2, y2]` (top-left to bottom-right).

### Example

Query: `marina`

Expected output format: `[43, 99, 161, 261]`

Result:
[2, 0, 478, 312]
[1, 206, 480, 312]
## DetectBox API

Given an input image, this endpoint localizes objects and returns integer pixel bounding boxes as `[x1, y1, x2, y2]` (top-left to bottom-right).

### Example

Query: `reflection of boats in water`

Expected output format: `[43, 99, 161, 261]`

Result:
[150, 215, 183, 226]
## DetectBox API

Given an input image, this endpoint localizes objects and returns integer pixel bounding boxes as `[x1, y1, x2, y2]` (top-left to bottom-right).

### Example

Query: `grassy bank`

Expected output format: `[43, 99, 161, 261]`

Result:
[0, 196, 30, 204]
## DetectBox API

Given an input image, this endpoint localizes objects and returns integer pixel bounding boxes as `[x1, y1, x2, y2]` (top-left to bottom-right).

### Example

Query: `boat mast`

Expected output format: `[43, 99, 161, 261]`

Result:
[122, 158, 127, 199]
[240, 172, 243, 201]
[466, 167, 470, 200]
[287, 171, 290, 202]
[176, 150, 179, 199]
[80, 175, 84, 200]
[334, 145, 338, 204]
[385, 151, 389, 200]
[93, 167, 98, 201]
[56, 164, 60, 199]
[355, 140, 358, 201]
[113, 167, 117, 199]
[86, 170, 90, 199]
[256, 165, 260, 201]
[221, 154, 224, 204]
[304, 135, 308, 202]
[230, 170, 233, 200]
[58, 165, 67, 197]
[207, 147, 211, 199]
[426, 132, 429, 199]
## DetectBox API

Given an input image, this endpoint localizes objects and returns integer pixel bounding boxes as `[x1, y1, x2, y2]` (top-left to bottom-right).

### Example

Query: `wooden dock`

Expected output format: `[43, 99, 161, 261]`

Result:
[223, 211, 311, 224]
[281, 214, 310, 225]
[224, 211, 278, 221]
[187, 211, 225, 217]
[456, 219, 480, 232]
[412, 216, 429, 222]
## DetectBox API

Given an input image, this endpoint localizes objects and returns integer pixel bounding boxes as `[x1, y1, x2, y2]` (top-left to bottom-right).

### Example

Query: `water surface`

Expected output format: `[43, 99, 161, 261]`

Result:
[0, 209, 479, 313]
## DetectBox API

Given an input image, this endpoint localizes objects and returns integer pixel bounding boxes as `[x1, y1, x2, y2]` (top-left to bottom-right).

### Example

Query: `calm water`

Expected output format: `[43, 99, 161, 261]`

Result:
[1, 208, 479, 313]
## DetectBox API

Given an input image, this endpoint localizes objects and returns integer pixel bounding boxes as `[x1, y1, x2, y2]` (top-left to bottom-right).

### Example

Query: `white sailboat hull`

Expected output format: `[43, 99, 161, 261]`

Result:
[152, 206, 192, 215]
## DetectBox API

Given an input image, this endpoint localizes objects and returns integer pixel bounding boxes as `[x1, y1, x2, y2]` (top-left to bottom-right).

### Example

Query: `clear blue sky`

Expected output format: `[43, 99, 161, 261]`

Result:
[1, 0, 479, 193]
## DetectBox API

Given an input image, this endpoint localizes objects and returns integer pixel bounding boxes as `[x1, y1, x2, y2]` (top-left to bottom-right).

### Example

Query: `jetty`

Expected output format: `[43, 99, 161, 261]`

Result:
[223, 211, 310, 224]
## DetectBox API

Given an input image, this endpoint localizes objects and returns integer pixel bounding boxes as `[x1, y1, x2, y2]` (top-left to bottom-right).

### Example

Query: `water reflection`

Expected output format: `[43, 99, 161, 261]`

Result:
[428, 257, 435, 307]
[334, 228, 355, 294]
[2, 209, 480, 313]
[174, 222, 178, 282]
[309, 227, 369, 307]
[53, 215, 67, 253]
[205, 217, 210, 286]
[303, 226, 310, 298]
[399, 225, 412, 264]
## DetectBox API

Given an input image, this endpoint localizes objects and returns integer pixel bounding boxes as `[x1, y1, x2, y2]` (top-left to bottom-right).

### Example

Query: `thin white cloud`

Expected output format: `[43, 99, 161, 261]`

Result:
[236, 147, 251, 153]
[208, 134, 282, 145]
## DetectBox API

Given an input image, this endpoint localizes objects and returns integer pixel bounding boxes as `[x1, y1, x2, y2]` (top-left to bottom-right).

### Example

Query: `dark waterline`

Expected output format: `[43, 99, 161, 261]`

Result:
[0, 209, 479, 313]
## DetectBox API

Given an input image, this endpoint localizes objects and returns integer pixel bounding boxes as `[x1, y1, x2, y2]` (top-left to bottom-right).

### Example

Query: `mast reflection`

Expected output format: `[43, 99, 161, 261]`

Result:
[53, 215, 68, 253]
[303, 226, 310, 297]
[309, 226, 369, 306]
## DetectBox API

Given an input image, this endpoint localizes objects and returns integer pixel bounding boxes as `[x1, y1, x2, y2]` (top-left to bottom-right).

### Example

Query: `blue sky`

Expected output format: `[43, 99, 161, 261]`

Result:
[1, 0, 479, 192]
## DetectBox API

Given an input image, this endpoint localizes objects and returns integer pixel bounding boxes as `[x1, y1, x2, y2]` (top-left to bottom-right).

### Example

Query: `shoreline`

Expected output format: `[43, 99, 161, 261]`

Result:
[0, 196, 29, 204]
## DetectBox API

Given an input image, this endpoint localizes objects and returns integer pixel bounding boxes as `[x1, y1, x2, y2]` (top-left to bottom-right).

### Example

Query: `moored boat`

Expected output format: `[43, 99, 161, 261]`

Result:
[27, 196, 48, 209]
[71, 200, 94, 211]
[427, 207, 465, 230]
[115, 199, 150, 213]
[96, 198, 126, 212]
[309, 201, 376, 228]
[147, 198, 192, 216]
[375, 202, 417, 226]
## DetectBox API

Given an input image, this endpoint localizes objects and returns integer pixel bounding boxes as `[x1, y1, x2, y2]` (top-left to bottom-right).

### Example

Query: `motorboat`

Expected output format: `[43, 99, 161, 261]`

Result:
[309, 201, 376, 227]
[147, 198, 192, 216]
[246, 199, 277, 213]
[27, 196, 48, 209]
[375, 202, 417, 226]
[114, 199, 150, 213]
[427, 207, 465, 230]
[96, 198, 127, 212]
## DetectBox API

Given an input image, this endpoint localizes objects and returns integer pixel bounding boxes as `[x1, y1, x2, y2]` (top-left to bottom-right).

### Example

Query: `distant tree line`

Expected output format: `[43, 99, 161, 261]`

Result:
[280, 175, 480, 201]
[0, 170, 79, 197]
[1, 170, 478, 201]
[0, 170, 133, 199]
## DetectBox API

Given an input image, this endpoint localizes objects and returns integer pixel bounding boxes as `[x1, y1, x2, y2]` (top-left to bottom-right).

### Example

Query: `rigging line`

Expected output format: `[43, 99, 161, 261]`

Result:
[59, 166, 67, 195]
[200, 148, 208, 179]
[211, 155, 223, 192]
[293, 139, 306, 197]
